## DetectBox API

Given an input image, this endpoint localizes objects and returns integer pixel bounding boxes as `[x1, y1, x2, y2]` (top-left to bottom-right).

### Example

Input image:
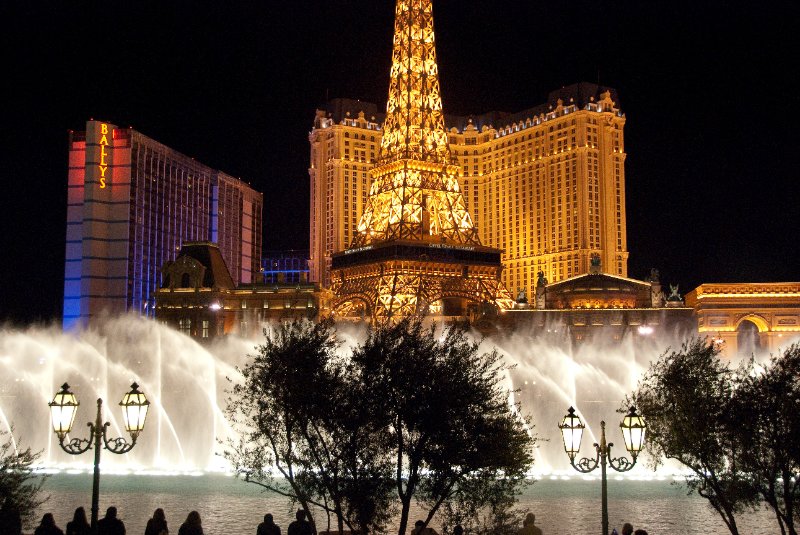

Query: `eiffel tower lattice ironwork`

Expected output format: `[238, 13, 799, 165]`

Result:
[330, 0, 513, 319]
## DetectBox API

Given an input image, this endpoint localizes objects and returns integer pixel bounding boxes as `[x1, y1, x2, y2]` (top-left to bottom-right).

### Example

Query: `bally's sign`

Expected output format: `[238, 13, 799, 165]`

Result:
[98, 123, 110, 189]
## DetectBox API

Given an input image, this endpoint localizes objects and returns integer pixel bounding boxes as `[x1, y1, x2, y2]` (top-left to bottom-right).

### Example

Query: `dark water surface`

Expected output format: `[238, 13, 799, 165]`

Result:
[37, 473, 776, 535]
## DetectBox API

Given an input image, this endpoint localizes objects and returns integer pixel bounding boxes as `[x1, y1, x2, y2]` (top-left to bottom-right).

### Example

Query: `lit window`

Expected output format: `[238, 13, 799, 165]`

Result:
[179, 318, 191, 335]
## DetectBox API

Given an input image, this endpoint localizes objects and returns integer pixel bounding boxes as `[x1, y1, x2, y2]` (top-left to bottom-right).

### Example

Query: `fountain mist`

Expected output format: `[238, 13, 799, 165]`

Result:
[0, 316, 252, 472]
[2, 315, 792, 474]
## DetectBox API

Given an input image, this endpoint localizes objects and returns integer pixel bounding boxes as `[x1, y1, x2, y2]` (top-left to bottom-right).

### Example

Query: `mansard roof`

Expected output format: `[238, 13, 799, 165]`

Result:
[161, 241, 235, 290]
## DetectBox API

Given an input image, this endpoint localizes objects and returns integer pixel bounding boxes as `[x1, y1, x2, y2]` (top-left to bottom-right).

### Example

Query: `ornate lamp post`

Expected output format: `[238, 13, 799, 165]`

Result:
[49, 383, 149, 534]
[559, 406, 646, 535]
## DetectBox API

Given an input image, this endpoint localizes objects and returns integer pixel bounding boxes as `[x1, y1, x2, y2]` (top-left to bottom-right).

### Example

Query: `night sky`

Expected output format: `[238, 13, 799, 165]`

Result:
[2, 1, 798, 324]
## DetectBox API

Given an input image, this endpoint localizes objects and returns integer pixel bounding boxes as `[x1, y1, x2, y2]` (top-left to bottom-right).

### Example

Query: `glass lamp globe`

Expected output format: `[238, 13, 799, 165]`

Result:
[119, 382, 150, 438]
[620, 406, 646, 457]
[49, 383, 80, 439]
[558, 406, 585, 461]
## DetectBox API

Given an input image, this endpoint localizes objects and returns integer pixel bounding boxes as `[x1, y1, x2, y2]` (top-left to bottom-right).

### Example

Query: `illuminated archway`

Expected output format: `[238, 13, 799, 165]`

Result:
[331, 295, 372, 319]
[735, 314, 769, 333]
[736, 318, 763, 356]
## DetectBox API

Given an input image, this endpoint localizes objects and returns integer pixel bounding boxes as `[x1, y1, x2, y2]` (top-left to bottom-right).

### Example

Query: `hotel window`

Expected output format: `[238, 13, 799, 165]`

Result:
[201, 320, 209, 339]
[179, 318, 191, 335]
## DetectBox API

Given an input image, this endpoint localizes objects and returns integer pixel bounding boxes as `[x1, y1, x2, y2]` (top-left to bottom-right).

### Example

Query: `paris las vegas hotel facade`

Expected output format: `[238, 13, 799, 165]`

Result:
[309, 82, 627, 299]
[308, 86, 800, 354]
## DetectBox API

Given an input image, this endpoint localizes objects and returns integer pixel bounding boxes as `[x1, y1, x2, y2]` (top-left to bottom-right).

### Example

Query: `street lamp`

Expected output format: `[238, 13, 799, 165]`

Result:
[49, 383, 149, 534]
[559, 406, 646, 535]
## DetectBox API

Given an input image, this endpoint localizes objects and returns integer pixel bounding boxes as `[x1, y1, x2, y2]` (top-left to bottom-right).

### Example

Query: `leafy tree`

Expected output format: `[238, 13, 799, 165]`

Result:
[0, 428, 48, 529]
[436, 474, 529, 535]
[225, 319, 394, 534]
[350, 319, 535, 535]
[626, 338, 757, 535]
[227, 318, 535, 535]
[732, 345, 800, 535]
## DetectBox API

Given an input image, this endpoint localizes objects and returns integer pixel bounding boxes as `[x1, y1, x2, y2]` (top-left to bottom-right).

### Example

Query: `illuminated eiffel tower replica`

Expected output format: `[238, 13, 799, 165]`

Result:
[330, 0, 513, 320]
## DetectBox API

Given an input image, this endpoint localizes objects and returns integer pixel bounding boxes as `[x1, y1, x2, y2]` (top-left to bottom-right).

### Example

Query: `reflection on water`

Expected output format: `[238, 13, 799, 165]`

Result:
[39, 474, 774, 535]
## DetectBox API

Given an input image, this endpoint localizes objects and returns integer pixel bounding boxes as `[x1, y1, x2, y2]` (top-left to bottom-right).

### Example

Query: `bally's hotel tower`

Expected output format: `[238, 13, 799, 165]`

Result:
[63, 120, 263, 329]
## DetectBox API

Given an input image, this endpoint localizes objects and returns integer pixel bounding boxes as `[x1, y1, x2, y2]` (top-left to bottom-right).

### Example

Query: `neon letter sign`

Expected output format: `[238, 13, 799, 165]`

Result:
[99, 123, 109, 189]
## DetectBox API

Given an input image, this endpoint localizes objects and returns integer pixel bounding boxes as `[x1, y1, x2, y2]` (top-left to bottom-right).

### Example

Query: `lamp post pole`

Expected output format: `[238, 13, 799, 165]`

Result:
[559, 406, 646, 535]
[599, 421, 609, 534]
[49, 383, 149, 535]
[90, 399, 103, 529]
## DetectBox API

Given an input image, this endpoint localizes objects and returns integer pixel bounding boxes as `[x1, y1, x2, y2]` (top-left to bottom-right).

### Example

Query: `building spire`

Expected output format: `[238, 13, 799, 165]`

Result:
[380, 0, 450, 164]
[330, 0, 513, 319]
[351, 0, 479, 247]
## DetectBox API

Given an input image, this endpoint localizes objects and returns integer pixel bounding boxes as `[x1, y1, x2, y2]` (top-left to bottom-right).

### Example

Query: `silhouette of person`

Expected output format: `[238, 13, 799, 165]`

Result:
[178, 512, 203, 535]
[633, 530, 648, 535]
[66, 507, 91, 535]
[34, 513, 64, 535]
[257, 514, 281, 535]
[518, 513, 542, 535]
[145, 509, 169, 535]
[621, 523, 634, 535]
[97, 506, 125, 535]
[411, 520, 438, 535]
[0, 498, 22, 535]
[97, 507, 126, 535]
[287, 510, 312, 535]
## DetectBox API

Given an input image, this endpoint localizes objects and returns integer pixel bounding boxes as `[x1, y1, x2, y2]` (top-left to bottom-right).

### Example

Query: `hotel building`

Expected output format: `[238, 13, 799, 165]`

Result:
[155, 242, 319, 341]
[63, 120, 263, 329]
[309, 82, 628, 296]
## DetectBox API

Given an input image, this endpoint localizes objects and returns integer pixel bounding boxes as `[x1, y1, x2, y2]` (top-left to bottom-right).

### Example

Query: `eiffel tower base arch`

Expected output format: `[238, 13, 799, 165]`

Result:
[331, 241, 513, 320]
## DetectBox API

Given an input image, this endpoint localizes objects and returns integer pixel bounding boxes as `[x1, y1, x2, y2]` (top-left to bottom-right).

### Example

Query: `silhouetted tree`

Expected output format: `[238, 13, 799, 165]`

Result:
[225, 319, 394, 535]
[627, 338, 757, 535]
[350, 319, 535, 535]
[0, 428, 48, 529]
[732, 345, 800, 535]
[227, 318, 535, 535]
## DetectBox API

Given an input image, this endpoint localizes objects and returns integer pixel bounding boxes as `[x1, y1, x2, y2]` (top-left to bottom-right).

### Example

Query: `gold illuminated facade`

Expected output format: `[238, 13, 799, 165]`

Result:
[452, 86, 628, 300]
[310, 85, 628, 298]
[686, 283, 800, 356]
[309, 102, 383, 288]
[327, 0, 512, 319]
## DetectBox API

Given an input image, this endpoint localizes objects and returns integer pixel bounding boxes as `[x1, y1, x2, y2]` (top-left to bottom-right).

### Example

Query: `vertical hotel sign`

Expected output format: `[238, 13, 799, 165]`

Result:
[99, 123, 110, 188]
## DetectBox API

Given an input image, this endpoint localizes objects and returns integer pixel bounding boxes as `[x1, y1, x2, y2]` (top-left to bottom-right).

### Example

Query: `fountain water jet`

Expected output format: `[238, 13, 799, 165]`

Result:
[2, 315, 794, 474]
[0, 315, 252, 472]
